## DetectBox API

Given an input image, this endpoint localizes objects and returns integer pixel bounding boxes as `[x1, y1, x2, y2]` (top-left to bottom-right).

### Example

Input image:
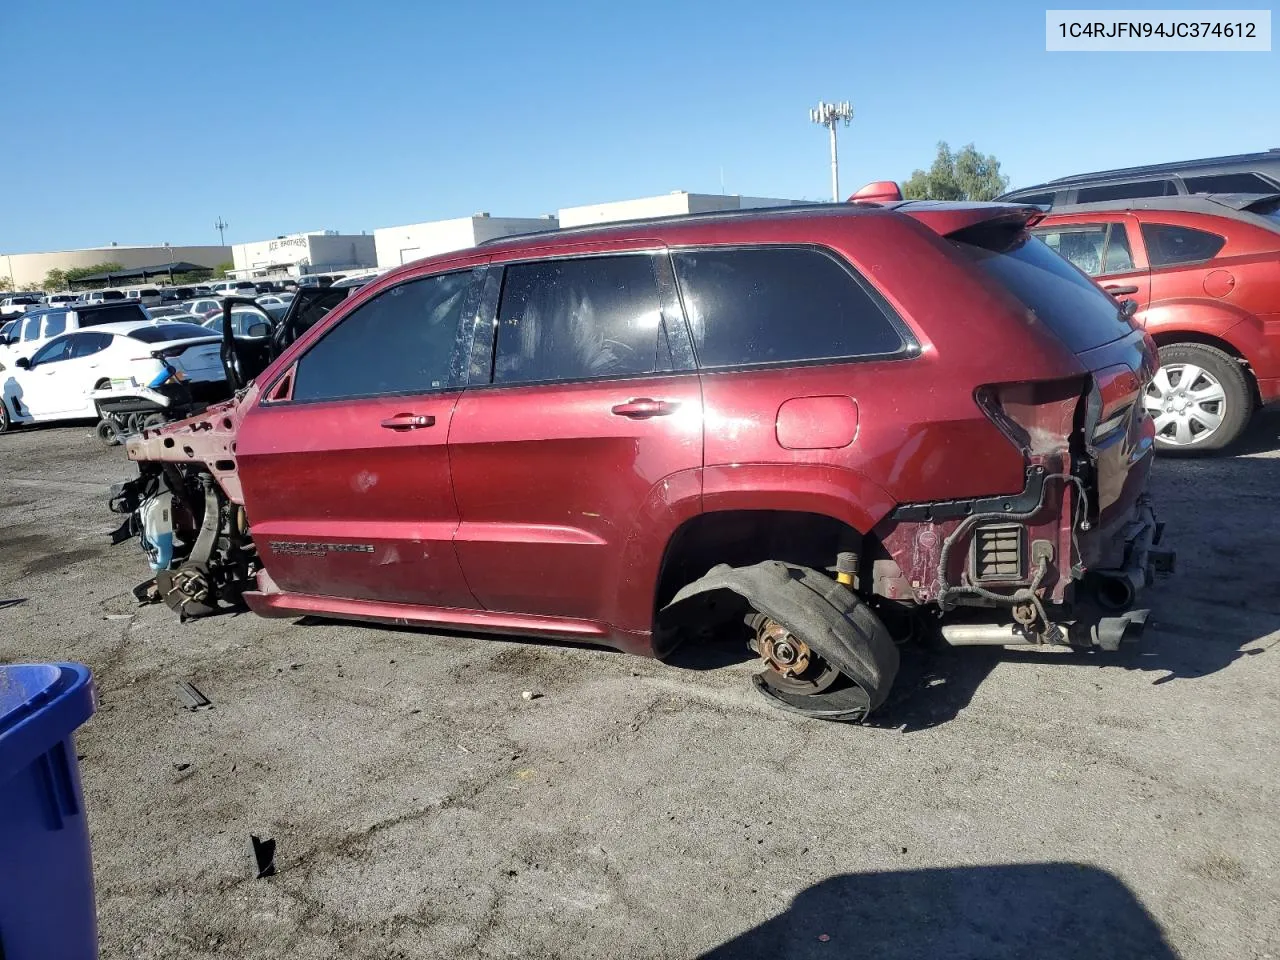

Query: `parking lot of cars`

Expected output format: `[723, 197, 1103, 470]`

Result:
[0, 417, 1276, 958]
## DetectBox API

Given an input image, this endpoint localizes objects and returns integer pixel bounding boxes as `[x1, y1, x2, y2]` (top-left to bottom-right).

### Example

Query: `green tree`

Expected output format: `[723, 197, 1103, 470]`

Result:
[42, 268, 67, 291]
[0, 275, 13, 292]
[903, 142, 1009, 202]
[214, 261, 234, 279]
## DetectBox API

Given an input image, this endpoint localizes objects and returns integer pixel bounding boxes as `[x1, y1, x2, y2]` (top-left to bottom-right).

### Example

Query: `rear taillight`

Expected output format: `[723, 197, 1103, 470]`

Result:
[975, 377, 1087, 456]
[1092, 404, 1132, 443]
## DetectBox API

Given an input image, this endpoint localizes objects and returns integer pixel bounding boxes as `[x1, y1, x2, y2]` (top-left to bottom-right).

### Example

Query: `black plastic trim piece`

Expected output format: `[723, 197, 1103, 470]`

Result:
[890, 465, 1048, 523]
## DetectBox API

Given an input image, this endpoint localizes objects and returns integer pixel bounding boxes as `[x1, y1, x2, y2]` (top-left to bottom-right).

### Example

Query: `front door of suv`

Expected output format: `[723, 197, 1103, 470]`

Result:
[236, 269, 482, 607]
[448, 249, 703, 636]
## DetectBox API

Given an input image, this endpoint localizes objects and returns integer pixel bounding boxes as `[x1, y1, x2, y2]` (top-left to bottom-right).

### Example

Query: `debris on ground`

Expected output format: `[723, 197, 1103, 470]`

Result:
[250, 835, 276, 878]
[521, 690, 541, 701]
[174, 680, 212, 711]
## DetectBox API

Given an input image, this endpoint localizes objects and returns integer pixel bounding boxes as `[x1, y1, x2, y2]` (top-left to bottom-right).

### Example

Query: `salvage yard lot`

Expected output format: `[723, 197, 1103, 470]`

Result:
[2, 420, 1278, 960]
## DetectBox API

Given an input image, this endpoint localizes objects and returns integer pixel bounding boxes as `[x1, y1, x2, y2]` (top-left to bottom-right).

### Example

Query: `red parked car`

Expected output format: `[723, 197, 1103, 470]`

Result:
[109, 200, 1171, 721]
[1034, 193, 1280, 452]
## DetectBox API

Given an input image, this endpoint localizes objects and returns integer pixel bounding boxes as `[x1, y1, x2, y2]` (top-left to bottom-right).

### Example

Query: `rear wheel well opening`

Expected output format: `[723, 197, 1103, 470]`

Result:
[93, 378, 111, 391]
[652, 510, 864, 635]
[1149, 332, 1260, 407]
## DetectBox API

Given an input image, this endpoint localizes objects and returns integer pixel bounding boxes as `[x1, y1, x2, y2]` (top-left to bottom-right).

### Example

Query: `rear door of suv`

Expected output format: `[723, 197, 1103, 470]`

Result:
[235, 268, 483, 607]
[447, 246, 703, 635]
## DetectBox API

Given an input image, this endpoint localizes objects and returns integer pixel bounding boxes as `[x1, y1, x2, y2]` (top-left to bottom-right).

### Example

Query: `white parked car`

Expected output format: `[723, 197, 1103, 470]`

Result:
[44, 293, 80, 306]
[124, 287, 164, 307]
[184, 298, 226, 321]
[0, 320, 223, 432]
[208, 280, 258, 298]
[201, 307, 274, 339]
[82, 289, 128, 304]
[0, 302, 151, 368]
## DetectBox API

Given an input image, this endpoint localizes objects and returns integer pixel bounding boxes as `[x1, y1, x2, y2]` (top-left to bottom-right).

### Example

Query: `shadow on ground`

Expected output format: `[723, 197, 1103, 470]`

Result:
[700, 862, 1176, 960]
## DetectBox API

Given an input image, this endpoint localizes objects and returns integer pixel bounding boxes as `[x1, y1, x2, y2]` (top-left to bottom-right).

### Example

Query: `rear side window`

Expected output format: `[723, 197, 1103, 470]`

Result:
[1183, 172, 1277, 194]
[493, 255, 667, 385]
[1076, 179, 1178, 203]
[1140, 224, 1226, 266]
[70, 332, 113, 358]
[957, 232, 1132, 353]
[671, 246, 904, 369]
[79, 304, 148, 327]
[291, 270, 471, 402]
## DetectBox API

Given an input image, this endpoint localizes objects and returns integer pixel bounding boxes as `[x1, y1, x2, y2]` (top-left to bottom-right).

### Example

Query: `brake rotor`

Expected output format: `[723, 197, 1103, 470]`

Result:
[751, 616, 841, 695]
[157, 562, 217, 618]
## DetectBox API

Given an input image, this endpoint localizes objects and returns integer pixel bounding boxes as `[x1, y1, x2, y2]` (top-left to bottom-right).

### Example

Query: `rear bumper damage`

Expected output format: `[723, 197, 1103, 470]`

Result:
[939, 494, 1174, 652]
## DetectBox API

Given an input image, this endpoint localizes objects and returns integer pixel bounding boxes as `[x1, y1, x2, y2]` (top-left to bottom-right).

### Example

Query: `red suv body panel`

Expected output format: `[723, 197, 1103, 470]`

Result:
[124, 202, 1162, 659]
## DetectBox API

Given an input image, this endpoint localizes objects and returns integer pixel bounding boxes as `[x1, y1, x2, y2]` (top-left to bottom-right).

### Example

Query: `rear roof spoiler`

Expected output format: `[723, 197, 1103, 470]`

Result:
[847, 181, 1044, 234]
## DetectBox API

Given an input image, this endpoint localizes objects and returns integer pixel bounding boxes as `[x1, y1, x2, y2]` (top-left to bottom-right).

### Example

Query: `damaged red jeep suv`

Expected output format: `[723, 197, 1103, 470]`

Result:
[109, 201, 1173, 721]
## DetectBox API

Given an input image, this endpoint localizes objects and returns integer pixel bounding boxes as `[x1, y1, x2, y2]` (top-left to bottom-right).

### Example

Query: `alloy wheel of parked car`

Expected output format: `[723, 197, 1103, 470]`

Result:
[1143, 343, 1253, 453]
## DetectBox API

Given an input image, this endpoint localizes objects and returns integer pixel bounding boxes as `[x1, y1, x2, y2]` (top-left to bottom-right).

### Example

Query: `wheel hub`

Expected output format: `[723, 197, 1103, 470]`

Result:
[751, 616, 841, 695]
[757, 619, 812, 678]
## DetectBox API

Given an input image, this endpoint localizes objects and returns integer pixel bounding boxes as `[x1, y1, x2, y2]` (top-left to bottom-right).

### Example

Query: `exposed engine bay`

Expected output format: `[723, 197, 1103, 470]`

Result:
[109, 459, 259, 618]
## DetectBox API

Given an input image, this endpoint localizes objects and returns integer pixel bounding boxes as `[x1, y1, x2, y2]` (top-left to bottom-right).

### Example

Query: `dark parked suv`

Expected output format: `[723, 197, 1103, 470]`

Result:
[999, 149, 1280, 209]
[109, 201, 1172, 721]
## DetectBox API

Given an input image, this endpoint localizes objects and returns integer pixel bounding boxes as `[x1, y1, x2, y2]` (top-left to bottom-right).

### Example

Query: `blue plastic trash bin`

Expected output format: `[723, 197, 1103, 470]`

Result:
[0, 663, 98, 960]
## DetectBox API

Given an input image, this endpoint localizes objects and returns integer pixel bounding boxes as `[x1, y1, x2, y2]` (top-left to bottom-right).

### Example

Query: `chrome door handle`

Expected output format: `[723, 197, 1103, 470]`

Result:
[380, 413, 436, 430]
[611, 398, 676, 419]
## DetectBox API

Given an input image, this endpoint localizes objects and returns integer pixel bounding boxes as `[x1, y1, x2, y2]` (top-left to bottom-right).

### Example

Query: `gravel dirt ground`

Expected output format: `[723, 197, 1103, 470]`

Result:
[2, 417, 1277, 960]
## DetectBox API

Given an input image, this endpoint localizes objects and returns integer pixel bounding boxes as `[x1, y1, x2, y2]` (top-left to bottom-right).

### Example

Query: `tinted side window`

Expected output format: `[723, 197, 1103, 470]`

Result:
[20, 315, 42, 341]
[42, 310, 69, 338]
[70, 332, 112, 358]
[1183, 172, 1277, 194]
[1076, 179, 1178, 203]
[292, 271, 471, 402]
[671, 247, 904, 369]
[493, 255, 665, 385]
[1140, 224, 1226, 267]
[30, 335, 75, 365]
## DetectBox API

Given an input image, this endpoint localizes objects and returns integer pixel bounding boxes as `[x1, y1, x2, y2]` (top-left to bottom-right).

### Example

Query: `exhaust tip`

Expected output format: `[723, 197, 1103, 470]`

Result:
[1095, 575, 1135, 612]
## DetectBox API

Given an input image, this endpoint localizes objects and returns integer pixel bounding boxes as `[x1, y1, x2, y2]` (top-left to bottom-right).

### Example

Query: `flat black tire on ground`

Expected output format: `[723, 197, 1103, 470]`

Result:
[1151, 342, 1253, 454]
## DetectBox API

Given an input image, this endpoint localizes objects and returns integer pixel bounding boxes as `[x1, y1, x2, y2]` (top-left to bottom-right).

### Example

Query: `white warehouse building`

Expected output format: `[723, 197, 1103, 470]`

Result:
[373, 214, 557, 269]
[557, 191, 808, 228]
[230, 230, 377, 280]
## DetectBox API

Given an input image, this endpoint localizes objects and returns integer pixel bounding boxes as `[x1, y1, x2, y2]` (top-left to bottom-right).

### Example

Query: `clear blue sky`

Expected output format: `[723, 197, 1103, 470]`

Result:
[2, 0, 1275, 252]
